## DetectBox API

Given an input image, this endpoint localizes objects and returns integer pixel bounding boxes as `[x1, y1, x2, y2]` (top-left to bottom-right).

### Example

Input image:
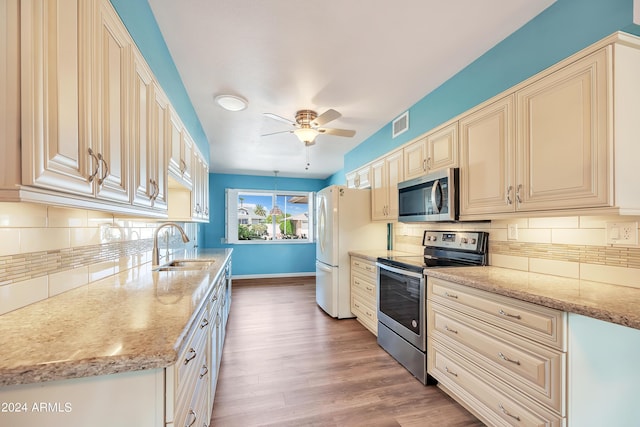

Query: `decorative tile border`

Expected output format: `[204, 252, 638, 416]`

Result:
[393, 233, 640, 270]
[0, 239, 153, 287]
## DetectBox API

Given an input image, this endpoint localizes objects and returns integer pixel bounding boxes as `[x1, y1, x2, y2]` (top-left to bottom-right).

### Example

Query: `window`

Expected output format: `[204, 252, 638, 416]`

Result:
[226, 189, 314, 243]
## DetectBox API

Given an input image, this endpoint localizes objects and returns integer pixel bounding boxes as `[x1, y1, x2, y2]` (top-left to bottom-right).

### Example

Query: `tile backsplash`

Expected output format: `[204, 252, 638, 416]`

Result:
[394, 215, 640, 289]
[0, 203, 198, 314]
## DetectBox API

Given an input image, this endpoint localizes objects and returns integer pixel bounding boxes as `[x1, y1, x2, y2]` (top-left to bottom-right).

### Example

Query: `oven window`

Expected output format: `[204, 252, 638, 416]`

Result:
[378, 268, 421, 335]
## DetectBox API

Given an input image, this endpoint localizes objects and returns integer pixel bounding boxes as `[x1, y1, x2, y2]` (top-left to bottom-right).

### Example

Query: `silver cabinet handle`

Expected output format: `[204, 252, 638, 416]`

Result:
[444, 292, 458, 299]
[444, 325, 458, 334]
[88, 148, 100, 182]
[200, 318, 209, 329]
[184, 348, 197, 365]
[516, 184, 523, 203]
[445, 366, 458, 377]
[427, 156, 431, 170]
[499, 403, 521, 421]
[498, 352, 521, 365]
[422, 158, 427, 171]
[199, 364, 208, 379]
[185, 409, 197, 427]
[180, 159, 187, 175]
[506, 185, 513, 205]
[97, 153, 109, 185]
[498, 309, 521, 319]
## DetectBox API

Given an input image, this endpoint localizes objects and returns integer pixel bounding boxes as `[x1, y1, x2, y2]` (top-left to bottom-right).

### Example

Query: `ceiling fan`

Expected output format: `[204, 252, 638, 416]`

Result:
[262, 109, 356, 146]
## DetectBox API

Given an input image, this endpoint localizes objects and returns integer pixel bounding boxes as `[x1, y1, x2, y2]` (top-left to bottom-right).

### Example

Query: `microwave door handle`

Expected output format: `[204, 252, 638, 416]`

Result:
[431, 179, 441, 214]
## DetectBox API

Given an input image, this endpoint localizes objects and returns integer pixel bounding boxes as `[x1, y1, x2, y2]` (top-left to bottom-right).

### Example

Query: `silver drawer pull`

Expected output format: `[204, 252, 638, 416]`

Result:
[498, 352, 521, 365]
[184, 348, 197, 365]
[366, 286, 373, 291]
[354, 279, 361, 285]
[445, 366, 458, 377]
[200, 318, 209, 328]
[199, 364, 209, 379]
[444, 325, 458, 334]
[499, 403, 521, 421]
[186, 409, 197, 427]
[444, 292, 458, 299]
[498, 309, 521, 320]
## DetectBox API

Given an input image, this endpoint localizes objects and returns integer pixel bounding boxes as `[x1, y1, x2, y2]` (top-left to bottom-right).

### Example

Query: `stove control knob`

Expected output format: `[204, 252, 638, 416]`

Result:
[470, 238, 477, 245]
[461, 238, 468, 244]
[431, 236, 437, 241]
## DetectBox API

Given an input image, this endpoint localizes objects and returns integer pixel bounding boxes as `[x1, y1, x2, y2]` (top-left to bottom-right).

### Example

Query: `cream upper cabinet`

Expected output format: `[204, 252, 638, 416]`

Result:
[149, 83, 169, 212]
[459, 95, 516, 216]
[93, 0, 130, 204]
[516, 48, 609, 211]
[131, 48, 155, 209]
[461, 49, 608, 218]
[20, 0, 95, 196]
[346, 165, 371, 189]
[168, 108, 193, 190]
[371, 149, 403, 221]
[404, 121, 458, 181]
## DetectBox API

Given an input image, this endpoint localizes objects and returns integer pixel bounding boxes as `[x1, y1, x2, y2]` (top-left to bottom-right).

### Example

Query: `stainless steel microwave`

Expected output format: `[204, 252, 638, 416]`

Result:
[398, 168, 458, 222]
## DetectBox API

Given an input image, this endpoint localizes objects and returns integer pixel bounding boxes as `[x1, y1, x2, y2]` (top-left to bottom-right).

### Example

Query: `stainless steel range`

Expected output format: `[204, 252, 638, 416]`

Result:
[376, 230, 489, 384]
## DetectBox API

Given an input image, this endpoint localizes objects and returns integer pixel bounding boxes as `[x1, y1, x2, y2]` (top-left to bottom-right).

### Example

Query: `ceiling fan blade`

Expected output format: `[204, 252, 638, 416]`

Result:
[263, 112, 296, 127]
[261, 130, 293, 137]
[311, 109, 341, 127]
[318, 127, 356, 137]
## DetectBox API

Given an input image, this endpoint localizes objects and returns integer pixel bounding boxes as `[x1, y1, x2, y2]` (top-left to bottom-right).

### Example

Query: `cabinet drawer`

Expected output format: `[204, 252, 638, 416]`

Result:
[429, 340, 564, 427]
[351, 272, 376, 301]
[177, 308, 210, 398]
[178, 353, 211, 427]
[429, 302, 565, 414]
[351, 293, 377, 333]
[351, 257, 377, 279]
[429, 277, 566, 351]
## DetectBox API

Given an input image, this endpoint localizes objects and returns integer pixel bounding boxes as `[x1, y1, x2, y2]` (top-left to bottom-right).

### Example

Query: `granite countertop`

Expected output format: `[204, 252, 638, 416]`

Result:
[349, 249, 416, 262]
[426, 266, 640, 330]
[0, 248, 232, 387]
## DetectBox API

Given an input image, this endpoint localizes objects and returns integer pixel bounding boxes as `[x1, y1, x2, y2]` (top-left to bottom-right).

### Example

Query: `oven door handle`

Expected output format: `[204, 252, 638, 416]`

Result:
[376, 263, 424, 279]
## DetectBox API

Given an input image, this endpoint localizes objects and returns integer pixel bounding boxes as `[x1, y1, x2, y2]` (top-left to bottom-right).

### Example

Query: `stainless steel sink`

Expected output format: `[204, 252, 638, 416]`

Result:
[153, 259, 215, 272]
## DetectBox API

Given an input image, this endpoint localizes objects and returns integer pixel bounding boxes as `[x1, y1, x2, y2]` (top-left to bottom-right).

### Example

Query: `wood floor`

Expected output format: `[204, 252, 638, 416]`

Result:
[210, 278, 484, 427]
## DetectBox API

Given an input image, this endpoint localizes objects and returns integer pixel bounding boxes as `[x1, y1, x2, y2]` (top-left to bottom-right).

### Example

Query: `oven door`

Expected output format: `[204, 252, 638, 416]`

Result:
[377, 263, 425, 351]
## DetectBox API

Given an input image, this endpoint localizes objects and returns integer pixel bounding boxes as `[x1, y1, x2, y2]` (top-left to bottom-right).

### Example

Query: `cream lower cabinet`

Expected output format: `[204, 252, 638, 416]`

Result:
[350, 256, 378, 335]
[371, 150, 403, 221]
[427, 277, 567, 426]
[403, 121, 458, 181]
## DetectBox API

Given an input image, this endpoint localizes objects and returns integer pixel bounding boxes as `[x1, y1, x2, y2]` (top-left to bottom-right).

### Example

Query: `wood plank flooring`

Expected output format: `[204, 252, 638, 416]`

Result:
[211, 278, 484, 427]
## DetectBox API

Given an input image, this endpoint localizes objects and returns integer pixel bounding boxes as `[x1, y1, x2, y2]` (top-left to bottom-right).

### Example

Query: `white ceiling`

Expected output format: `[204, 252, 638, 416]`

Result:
[148, 0, 554, 179]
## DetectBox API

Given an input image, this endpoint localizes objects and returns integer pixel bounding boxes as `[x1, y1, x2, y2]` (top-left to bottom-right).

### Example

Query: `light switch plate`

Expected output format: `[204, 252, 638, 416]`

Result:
[606, 222, 638, 245]
[507, 223, 518, 240]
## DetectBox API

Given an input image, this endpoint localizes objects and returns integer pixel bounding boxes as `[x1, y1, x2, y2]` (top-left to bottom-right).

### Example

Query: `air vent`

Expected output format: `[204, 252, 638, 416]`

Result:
[392, 111, 409, 138]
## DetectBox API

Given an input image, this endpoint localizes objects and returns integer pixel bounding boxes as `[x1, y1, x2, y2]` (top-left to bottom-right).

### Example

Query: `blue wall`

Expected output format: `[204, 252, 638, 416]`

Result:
[204, 174, 327, 277]
[342, 0, 640, 175]
[109, 0, 209, 157]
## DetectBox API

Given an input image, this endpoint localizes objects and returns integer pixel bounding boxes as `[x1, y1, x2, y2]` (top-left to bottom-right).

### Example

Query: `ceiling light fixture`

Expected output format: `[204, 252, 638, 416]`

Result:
[293, 127, 318, 145]
[214, 94, 248, 111]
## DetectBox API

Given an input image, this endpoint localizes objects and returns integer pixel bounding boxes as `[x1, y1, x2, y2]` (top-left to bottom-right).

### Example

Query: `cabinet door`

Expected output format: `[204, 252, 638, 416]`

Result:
[150, 84, 169, 212]
[182, 133, 194, 188]
[370, 159, 387, 220]
[356, 165, 371, 189]
[345, 171, 357, 189]
[94, 0, 130, 203]
[385, 150, 403, 220]
[20, 0, 94, 196]
[459, 95, 516, 216]
[131, 49, 154, 208]
[516, 48, 610, 211]
[403, 137, 428, 180]
[168, 108, 184, 181]
[427, 121, 458, 172]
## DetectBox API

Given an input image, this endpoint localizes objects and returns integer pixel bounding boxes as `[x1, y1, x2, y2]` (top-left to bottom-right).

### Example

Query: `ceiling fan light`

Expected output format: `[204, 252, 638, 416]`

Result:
[214, 94, 248, 111]
[294, 128, 318, 144]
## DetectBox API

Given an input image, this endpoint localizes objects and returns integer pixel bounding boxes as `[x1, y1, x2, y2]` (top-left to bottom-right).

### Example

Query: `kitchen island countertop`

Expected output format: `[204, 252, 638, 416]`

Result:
[0, 248, 232, 387]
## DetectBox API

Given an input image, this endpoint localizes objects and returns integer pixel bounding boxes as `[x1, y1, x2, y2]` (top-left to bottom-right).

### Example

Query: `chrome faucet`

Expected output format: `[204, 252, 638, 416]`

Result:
[152, 222, 190, 267]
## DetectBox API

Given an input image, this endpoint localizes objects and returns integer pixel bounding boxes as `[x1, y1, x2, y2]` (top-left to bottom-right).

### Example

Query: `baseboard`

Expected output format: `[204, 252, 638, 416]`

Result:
[233, 274, 316, 287]
[232, 272, 315, 280]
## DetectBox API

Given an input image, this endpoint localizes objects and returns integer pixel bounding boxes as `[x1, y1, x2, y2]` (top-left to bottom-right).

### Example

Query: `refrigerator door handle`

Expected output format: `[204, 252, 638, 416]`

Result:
[318, 195, 327, 255]
[316, 261, 333, 273]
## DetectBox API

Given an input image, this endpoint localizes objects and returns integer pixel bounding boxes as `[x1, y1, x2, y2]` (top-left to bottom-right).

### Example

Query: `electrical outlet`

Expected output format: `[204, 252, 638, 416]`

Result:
[606, 222, 638, 245]
[507, 223, 518, 240]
